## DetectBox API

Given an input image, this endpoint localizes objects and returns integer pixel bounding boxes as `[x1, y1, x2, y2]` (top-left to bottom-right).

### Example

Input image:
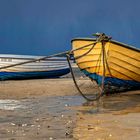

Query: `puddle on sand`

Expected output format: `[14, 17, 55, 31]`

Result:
[0, 99, 27, 110]
[72, 92, 140, 140]
[68, 91, 140, 115]
[100, 93, 140, 114]
[0, 95, 85, 140]
[0, 92, 139, 139]
[0, 92, 139, 114]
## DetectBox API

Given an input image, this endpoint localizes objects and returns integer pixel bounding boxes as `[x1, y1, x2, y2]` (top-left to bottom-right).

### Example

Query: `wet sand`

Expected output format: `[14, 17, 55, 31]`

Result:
[0, 78, 140, 140]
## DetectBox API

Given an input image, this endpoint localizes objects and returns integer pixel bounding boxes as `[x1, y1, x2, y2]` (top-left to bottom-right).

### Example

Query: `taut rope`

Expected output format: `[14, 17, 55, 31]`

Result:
[0, 33, 111, 101]
[0, 42, 95, 70]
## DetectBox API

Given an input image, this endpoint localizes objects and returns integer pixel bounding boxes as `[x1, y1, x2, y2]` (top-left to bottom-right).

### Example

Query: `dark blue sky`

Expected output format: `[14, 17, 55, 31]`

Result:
[0, 0, 140, 55]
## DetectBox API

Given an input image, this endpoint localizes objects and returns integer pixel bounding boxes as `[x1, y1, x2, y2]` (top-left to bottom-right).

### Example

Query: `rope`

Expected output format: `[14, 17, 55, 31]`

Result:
[0, 51, 69, 70]
[67, 33, 112, 101]
[66, 54, 103, 101]
[73, 42, 97, 60]
[0, 32, 111, 101]
[0, 42, 96, 70]
[70, 42, 96, 54]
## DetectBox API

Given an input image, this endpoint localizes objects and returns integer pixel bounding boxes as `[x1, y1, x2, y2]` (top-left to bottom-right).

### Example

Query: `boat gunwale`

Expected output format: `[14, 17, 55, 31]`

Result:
[71, 38, 140, 52]
[0, 54, 67, 61]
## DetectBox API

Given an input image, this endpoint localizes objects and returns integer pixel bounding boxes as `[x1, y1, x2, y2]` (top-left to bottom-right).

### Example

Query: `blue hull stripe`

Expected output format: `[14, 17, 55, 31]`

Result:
[82, 70, 140, 89]
[0, 68, 70, 80]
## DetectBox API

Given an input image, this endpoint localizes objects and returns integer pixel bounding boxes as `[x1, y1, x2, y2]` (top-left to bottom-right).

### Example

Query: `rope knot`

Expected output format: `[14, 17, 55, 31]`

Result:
[93, 33, 112, 42]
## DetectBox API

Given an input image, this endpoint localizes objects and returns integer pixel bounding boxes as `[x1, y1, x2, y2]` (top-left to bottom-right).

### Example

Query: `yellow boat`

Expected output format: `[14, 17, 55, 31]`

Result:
[71, 33, 140, 92]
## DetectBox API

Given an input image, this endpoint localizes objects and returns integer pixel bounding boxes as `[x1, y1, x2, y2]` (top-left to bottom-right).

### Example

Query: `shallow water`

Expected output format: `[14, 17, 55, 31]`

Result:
[72, 92, 140, 140]
[0, 99, 27, 110]
[0, 95, 85, 139]
[0, 92, 139, 139]
[0, 93, 139, 113]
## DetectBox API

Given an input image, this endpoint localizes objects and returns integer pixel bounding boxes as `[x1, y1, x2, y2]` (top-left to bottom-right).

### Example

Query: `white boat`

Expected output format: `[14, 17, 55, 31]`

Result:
[0, 54, 70, 80]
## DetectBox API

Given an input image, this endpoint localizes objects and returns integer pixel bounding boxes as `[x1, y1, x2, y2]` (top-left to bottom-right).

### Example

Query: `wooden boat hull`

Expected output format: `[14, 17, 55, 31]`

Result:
[72, 38, 140, 91]
[0, 54, 70, 80]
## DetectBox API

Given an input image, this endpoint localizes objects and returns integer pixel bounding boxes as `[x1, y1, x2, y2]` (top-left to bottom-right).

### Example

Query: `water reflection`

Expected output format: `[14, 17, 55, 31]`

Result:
[0, 99, 27, 110]
[78, 91, 140, 115]
[73, 91, 140, 140]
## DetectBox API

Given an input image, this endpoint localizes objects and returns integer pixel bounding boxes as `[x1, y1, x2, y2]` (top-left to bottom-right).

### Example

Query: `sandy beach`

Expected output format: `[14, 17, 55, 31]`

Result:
[0, 77, 140, 140]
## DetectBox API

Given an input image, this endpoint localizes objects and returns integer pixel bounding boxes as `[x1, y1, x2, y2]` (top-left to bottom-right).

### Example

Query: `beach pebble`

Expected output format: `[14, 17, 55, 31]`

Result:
[65, 104, 69, 107]
[37, 125, 41, 130]
[7, 129, 10, 133]
[36, 118, 40, 122]
[49, 137, 53, 140]
[23, 133, 26, 136]
[65, 132, 70, 136]
[67, 120, 72, 124]
[22, 124, 27, 127]
[10, 123, 16, 126]
[109, 134, 112, 137]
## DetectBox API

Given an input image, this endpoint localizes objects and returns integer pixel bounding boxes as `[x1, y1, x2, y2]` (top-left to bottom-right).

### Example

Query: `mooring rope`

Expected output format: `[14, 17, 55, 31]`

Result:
[67, 33, 112, 101]
[0, 51, 69, 70]
[73, 42, 97, 60]
[66, 54, 103, 101]
[0, 42, 95, 70]
[0, 33, 111, 101]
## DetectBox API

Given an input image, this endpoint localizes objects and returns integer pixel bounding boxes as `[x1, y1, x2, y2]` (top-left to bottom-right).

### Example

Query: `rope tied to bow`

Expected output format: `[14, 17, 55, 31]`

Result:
[0, 33, 112, 101]
[67, 33, 112, 101]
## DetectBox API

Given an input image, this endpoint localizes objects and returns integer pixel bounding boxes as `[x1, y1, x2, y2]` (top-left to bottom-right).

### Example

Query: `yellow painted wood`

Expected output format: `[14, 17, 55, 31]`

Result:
[109, 42, 140, 61]
[109, 63, 140, 81]
[108, 57, 140, 75]
[74, 48, 101, 57]
[76, 55, 102, 63]
[78, 61, 103, 69]
[72, 39, 140, 82]
[72, 40, 98, 49]
[84, 66, 130, 80]
[108, 51, 140, 68]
